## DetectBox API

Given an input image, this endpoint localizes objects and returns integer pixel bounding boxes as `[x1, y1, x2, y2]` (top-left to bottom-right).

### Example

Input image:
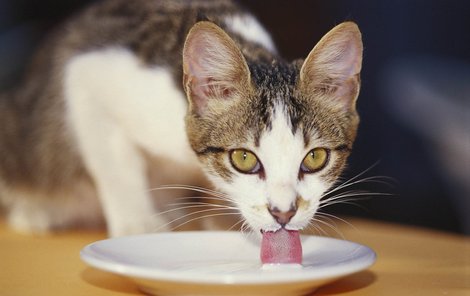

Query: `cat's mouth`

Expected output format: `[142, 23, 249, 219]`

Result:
[258, 221, 303, 236]
[259, 224, 299, 234]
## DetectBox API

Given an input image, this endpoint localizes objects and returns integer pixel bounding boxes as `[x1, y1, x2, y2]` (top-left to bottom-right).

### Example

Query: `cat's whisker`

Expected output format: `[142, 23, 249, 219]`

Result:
[154, 205, 240, 231]
[304, 221, 329, 237]
[240, 220, 250, 234]
[172, 195, 225, 201]
[227, 218, 245, 231]
[154, 202, 236, 217]
[160, 208, 238, 223]
[315, 212, 358, 232]
[321, 161, 395, 198]
[165, 201, 237, 210]
[149, 184, 232, 200]
[319, 199, 365, 210]
[318, 165, 396, 218]
[319, 193, 366, 210]
[320, 190, 392, 205]
[314, 212, 337, 226]
[341, 175, 396, 190]
[319, 191, 393, 211]
[162, 212, 241, 232]
[239, 223, 257, 241]
[311, 216, 346, 239]
[339, 161, 381, 184]
[322, 175, 394, 200]
[320, 189, 368, 204]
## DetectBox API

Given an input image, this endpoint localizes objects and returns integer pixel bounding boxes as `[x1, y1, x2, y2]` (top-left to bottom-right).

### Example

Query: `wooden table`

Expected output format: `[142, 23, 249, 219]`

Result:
[0, 218, 469, 295]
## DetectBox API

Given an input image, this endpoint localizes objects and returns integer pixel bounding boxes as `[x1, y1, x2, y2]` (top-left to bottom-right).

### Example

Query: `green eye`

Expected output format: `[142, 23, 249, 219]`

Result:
[230, 149, 261, 174]
[301, 148, 329, 173]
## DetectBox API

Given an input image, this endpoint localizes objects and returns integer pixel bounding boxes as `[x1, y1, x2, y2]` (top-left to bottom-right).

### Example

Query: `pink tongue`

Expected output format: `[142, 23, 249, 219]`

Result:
[260, 229, 302, 264]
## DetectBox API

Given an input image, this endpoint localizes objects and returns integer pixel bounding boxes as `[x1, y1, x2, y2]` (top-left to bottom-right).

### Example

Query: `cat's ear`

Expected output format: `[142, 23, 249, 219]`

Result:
[183, 21, 252, 115]
[299, 22, 363, 111]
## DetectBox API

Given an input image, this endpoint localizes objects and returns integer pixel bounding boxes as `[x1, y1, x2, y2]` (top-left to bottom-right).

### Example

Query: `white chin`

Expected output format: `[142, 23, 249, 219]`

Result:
[261, 225, 282, 232]
[285, 224, 302, 231]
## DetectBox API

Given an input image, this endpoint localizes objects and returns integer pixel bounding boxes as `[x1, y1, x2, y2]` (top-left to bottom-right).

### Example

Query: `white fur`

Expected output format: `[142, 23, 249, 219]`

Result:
[224, 14, 277, 53]
[215, 105, 330, 232]
[65, 48, 199, 236]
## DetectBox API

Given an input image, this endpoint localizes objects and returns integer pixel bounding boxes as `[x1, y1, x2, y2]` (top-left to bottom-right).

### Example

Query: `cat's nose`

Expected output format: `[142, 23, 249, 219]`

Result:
[268, 206, 297, 226]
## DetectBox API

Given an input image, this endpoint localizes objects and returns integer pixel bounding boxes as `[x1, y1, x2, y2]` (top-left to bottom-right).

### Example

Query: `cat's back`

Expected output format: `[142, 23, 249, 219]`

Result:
[58, 0, 243, 67]
[10, 0, 275, 95]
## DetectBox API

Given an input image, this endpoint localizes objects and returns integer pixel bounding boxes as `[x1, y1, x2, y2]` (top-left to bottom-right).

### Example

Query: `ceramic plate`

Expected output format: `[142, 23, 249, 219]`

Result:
[80, 231, 375, 296]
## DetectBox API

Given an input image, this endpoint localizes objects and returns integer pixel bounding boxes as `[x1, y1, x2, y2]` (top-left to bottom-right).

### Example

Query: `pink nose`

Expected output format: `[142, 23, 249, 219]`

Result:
[268, 206, 297, 226]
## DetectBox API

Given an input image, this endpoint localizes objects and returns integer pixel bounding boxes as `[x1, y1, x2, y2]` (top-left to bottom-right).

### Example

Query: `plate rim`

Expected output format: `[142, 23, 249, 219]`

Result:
[80, 231, 376, 285]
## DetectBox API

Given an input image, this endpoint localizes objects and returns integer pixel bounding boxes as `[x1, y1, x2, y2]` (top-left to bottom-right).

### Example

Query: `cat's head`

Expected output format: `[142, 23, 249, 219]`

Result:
[182, 21, 362, 232]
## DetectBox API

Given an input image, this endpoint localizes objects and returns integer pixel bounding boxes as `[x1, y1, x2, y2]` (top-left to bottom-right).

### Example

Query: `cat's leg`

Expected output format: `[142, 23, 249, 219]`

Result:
[69, 104, 165, 236]
[64, 48, 201, 236]
[1, 174, 102, 234]
[0, 178, 60, 233]
[69, 107, 165, 236]
[7, 197, 53, 234]
[65, 58, 171, 237]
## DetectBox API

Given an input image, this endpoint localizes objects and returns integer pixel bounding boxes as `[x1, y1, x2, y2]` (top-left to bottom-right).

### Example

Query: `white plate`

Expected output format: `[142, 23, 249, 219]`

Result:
[80, 231, 375, 296]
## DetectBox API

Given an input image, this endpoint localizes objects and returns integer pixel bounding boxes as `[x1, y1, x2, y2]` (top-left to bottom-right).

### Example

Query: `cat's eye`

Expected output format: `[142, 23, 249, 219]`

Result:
[300, 148, 329, 173]
[230, 149, 261, 174]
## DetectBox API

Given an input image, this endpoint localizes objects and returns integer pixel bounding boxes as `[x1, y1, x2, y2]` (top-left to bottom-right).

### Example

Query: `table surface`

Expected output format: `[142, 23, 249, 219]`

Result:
[1, 218, 469, 296]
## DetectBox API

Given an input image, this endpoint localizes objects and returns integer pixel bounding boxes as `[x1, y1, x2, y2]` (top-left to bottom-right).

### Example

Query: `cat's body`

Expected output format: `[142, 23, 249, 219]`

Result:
[0, 0, 362, 237]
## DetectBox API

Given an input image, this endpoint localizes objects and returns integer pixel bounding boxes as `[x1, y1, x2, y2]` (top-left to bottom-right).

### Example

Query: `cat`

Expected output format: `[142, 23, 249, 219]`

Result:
[0, 0, 362, 237]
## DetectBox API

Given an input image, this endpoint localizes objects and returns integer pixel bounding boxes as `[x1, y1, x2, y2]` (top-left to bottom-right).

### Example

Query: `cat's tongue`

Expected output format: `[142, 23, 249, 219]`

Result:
[260, 229, 302, 264]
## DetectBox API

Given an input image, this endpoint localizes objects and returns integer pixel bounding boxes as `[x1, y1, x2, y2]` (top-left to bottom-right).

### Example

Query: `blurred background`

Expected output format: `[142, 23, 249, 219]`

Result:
[1, 0, 469, 234]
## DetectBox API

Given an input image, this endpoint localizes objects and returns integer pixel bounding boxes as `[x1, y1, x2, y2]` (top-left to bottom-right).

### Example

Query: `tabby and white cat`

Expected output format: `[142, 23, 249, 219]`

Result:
[0, 0, 362, 237]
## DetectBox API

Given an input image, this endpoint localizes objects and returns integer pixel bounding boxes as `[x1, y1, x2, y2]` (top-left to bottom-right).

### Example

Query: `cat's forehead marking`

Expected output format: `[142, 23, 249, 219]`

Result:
[248, 61, 304, 146]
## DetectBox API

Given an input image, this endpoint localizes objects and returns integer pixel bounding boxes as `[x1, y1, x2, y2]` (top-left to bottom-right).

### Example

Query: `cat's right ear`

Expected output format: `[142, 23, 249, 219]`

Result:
[183, 21, 252, 115]
[299, 22, 363, 112]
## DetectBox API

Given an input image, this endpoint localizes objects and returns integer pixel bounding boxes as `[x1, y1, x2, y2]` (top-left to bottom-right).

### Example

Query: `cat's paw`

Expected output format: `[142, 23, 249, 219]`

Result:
[107, 215, 170, 237]
[8, 207, 53, 235]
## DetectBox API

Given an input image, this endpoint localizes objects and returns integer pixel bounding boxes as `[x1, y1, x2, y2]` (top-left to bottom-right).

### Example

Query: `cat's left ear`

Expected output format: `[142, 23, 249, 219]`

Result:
[183, 21, 252, 115]
[299, 22, 363, 111]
